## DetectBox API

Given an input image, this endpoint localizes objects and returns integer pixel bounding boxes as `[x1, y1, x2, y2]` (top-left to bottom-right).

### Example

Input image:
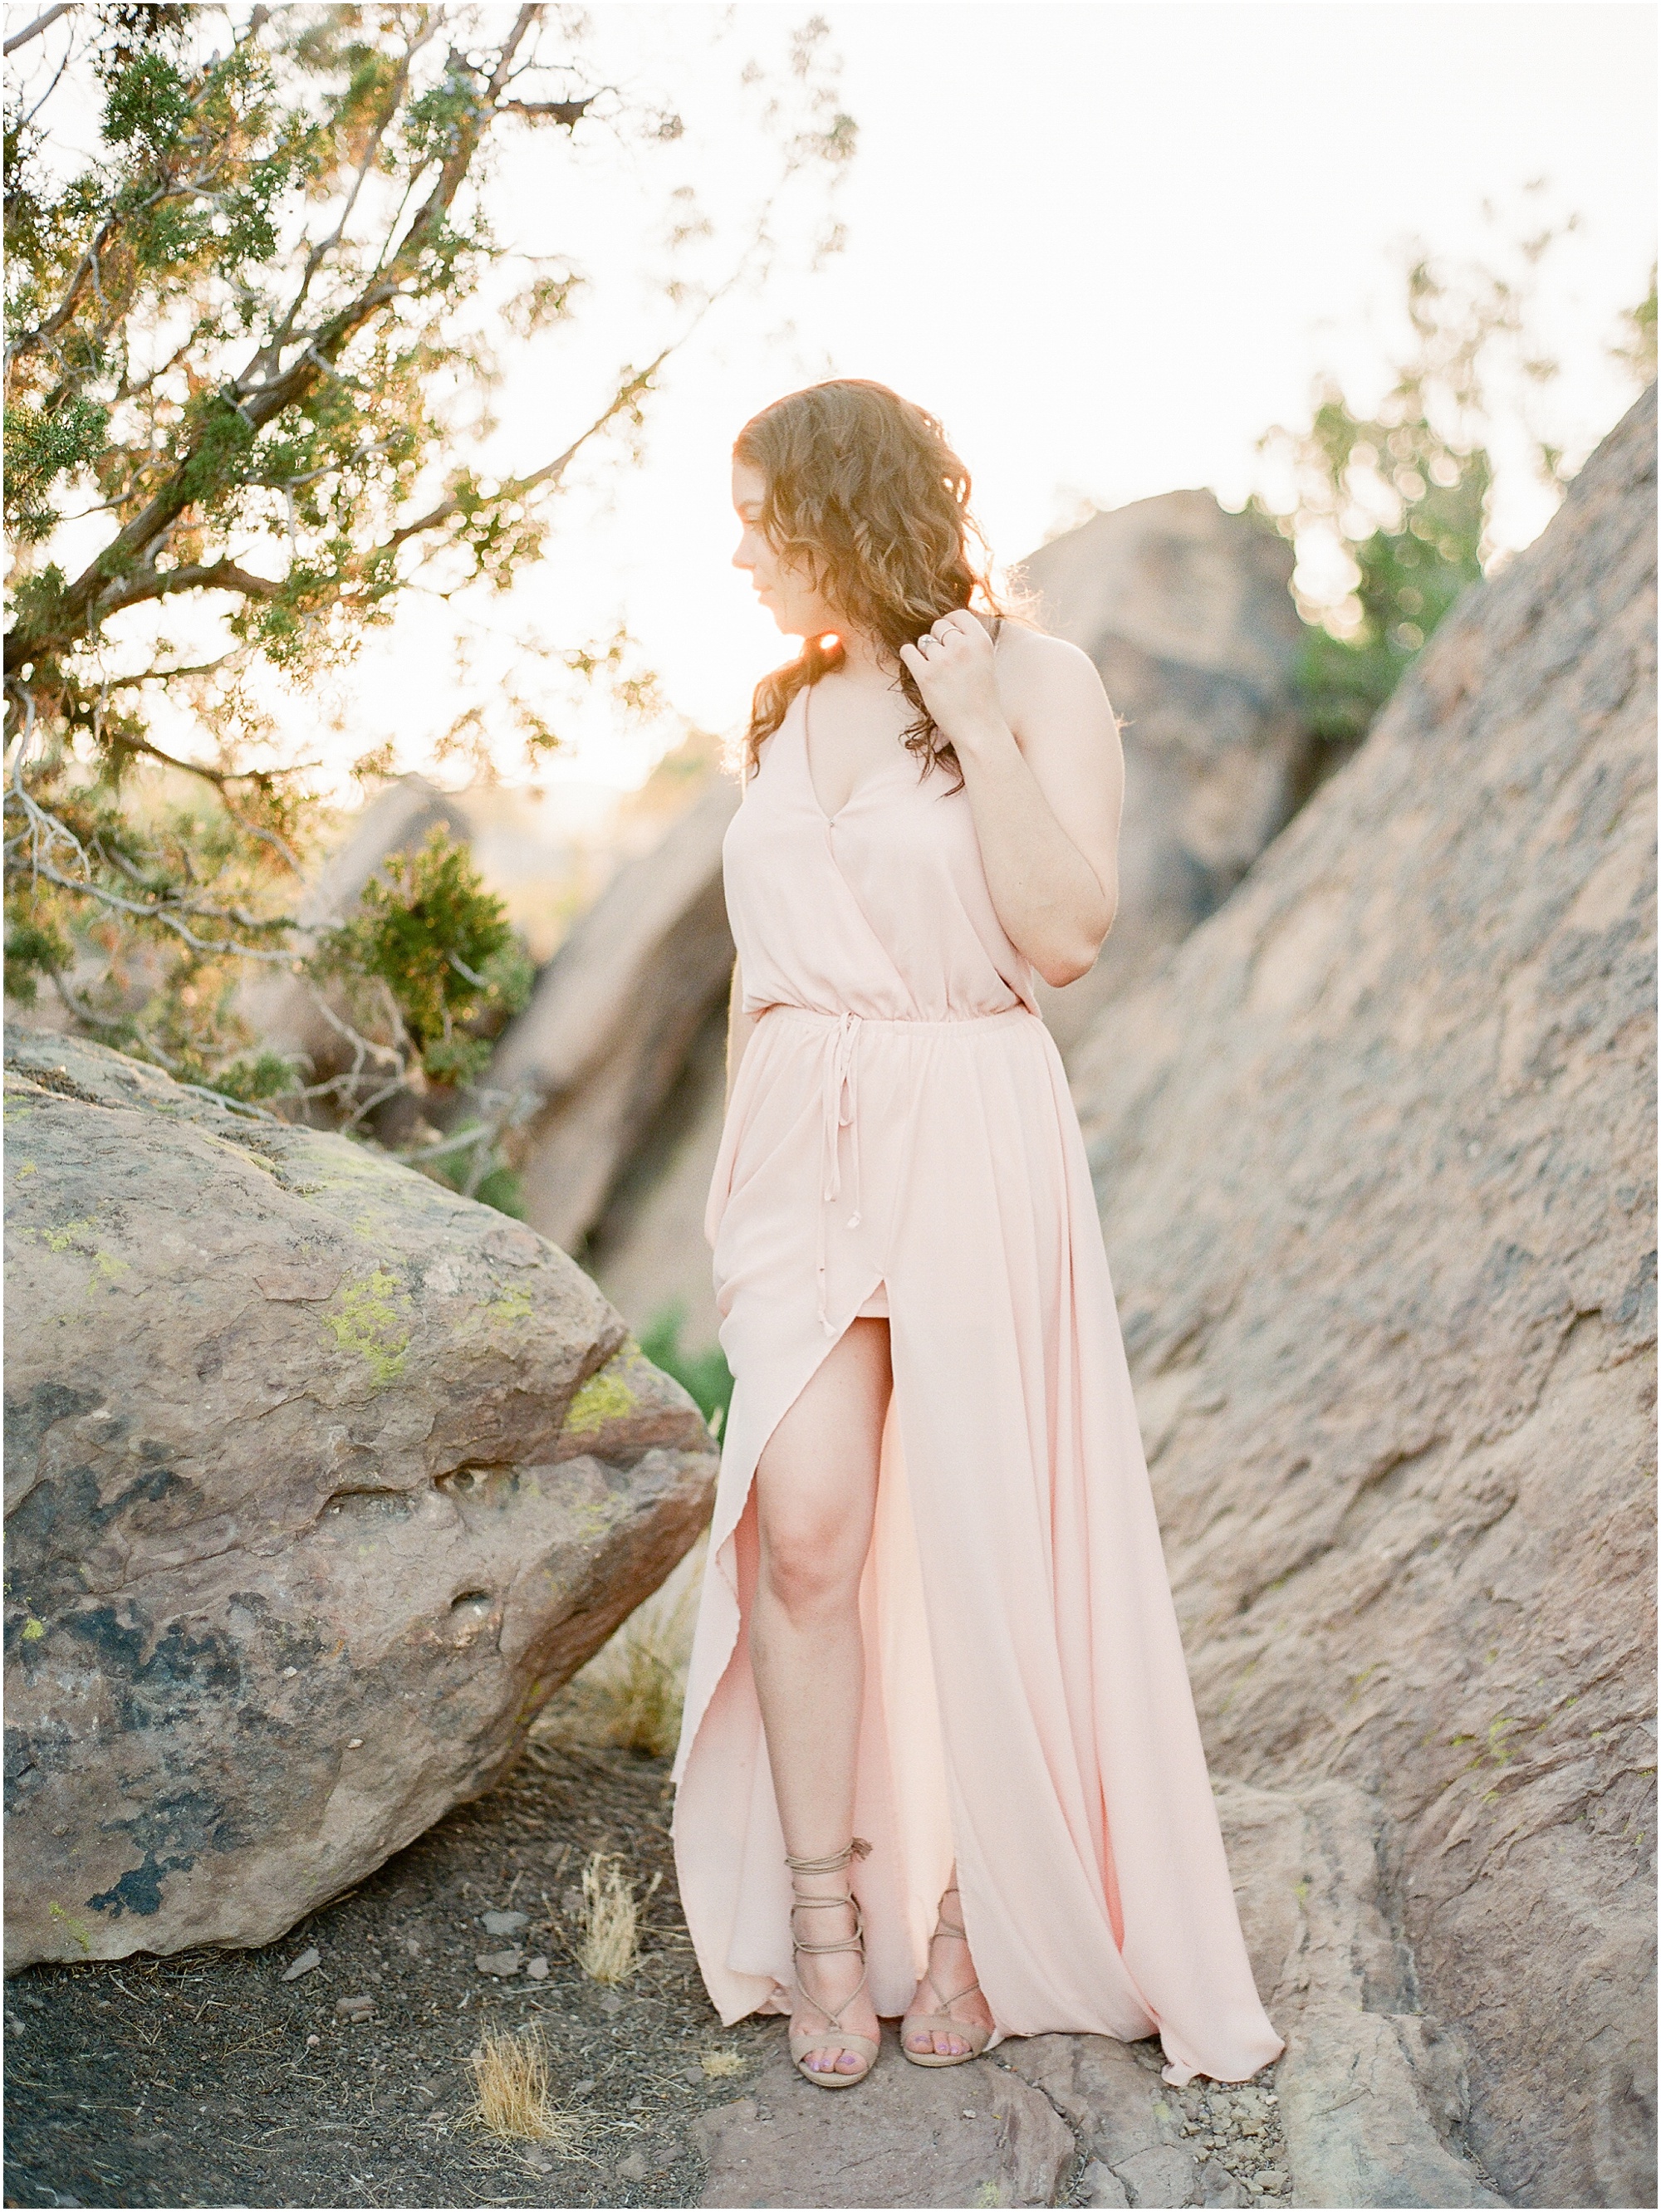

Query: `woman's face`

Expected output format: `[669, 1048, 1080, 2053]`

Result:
[732, 459, 840, 640]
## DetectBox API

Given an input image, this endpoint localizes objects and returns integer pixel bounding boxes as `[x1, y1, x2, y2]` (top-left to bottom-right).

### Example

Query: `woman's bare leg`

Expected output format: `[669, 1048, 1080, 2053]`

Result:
[750, 1317, 889, 2075]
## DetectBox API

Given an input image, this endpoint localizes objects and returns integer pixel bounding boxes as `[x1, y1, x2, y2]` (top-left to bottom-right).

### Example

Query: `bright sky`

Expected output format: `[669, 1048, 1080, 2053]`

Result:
[37, 2, 1661, 802]
[444, 0, 1655, 795]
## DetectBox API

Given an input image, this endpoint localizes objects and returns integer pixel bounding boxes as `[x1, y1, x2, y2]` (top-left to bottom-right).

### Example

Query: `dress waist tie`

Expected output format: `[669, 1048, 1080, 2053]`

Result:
[816, 1011, 864, 1336]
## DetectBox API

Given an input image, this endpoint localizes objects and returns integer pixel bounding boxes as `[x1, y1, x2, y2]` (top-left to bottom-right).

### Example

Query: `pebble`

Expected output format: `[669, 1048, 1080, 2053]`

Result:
[573, 2078, 596, 2095]
[683, 2065, 704, 2087]
[1259, 2169, 1289, 2192]
[306, 2034, 321, 2049]
[600, 1991, 624, 2014]
[336, 1995, 374, 2021]
[483, 1909, 530, 1936]
[282, 1945, 321, 1981]
[474, 1949, 524, 1977]
[615, 2151, 650, 2182]
[526, 1955, 549, 1980]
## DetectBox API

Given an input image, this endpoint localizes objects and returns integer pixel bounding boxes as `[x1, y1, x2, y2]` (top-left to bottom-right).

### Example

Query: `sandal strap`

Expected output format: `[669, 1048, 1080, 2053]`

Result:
[791, 1893, 866, 1957]
[914, 1887, 981, 2018]
[785, 1838, 871, 1877]
[922, 1975, 982, 2013]
[792, 1934, 870, 2034]
[786, 1842, 874, 2043]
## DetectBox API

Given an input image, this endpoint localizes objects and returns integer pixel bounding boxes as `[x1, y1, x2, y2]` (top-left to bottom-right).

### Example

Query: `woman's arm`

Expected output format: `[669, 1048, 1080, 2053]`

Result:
[899, 612, 1123, 988]
[726, 955, 761, 1109]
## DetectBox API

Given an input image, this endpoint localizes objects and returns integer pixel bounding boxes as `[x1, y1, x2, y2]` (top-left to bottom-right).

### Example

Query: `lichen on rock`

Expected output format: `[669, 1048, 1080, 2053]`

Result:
[2, 1030, 718, 1971]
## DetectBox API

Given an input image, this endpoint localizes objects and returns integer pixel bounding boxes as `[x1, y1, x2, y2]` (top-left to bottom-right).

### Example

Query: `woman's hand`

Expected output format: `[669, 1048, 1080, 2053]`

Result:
[898, 609, 1003, 749]
[904, 622, 1124, 991]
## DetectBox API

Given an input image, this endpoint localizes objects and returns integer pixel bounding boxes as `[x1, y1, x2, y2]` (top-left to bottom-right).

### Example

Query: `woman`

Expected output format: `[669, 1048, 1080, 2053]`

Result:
[671, 379, 1281, 2092]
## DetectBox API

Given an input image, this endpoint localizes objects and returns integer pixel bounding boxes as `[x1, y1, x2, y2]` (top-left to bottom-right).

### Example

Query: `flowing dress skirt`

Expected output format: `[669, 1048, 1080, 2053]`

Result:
[670, 1002, 1282, 2086]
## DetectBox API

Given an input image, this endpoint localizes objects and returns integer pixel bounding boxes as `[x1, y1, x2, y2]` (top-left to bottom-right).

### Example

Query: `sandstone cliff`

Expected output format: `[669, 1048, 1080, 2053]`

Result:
[1079, 384, 1657, 2205]
[1019, 488, 1319, 1052]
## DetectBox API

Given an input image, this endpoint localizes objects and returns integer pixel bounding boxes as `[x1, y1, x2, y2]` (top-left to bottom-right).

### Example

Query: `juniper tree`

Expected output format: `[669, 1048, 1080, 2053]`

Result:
[3, 2, 852, 1128]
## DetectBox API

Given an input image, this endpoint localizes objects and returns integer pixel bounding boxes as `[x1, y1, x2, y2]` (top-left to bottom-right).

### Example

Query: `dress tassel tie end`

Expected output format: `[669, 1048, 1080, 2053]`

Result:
[814, 1012, 866, 1335]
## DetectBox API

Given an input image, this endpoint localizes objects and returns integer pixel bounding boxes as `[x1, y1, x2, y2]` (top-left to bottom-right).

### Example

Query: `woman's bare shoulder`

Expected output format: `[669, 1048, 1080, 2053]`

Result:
[996, 623, 1112, 710]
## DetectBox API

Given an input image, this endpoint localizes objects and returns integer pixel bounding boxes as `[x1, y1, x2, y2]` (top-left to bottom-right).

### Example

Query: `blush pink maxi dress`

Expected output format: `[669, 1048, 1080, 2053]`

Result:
[670, 679, 1282, 2086]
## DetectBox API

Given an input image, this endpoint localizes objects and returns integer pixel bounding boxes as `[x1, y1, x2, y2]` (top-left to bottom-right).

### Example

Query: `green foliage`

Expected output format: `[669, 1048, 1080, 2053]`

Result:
[314, 828, 532, 1088]
[2, 3, 851, 1182]
[638, 1301, 734, 1435]
[2, 913, 72, 1006]
[1252, 205, 1655, 749]
[210, 1048, 304, 1103]
[1611, 262, 1658, 389]
[1272, 397, 1489, 746]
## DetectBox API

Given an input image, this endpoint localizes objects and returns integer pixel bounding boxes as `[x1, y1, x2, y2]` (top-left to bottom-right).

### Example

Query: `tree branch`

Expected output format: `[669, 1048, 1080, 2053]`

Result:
[385, 342, 674, 555]
[7, 851, 297, 958]
[498, 95, 593, 126]
[11, 9, 541, 663]
[77, 558, 282, 632]
[3, 2, 74, 56]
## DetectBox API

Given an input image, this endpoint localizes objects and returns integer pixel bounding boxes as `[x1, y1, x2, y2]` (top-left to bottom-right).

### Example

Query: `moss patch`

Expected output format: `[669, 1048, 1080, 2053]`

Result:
[562, 1365, 637, 1437]
[323, 1268, 413, 1387]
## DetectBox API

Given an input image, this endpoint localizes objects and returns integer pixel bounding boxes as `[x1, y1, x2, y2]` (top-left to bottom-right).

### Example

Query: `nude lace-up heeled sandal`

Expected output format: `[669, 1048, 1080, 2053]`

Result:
[901, 1885, 991, 2068]
[785, 1839, 878, 2090]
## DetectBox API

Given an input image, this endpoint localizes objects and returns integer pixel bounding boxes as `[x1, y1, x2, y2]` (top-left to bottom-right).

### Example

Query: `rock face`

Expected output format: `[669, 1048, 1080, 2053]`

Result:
[2, 1029, 718, 1971]
[1000, 1778, 1500, 2211]
[1018, 489, 1318, 1052]
[1077, 385, 1657, 2207]
[492, 776, 739, 1260]
[688, 1774, 1498, 2210]
[1217, 1778, 1502, 2209]
[693, 2025, 1075, 2209]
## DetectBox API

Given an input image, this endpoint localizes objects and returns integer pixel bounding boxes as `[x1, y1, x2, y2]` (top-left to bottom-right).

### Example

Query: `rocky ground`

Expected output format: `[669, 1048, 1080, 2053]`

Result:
[4, 1708, 1296, 2212]
[5, 1726, 736, 2211]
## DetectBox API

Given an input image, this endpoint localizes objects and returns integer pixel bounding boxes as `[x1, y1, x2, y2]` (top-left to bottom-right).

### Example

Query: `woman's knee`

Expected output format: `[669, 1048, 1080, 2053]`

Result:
[758, 1520, 862, 1622]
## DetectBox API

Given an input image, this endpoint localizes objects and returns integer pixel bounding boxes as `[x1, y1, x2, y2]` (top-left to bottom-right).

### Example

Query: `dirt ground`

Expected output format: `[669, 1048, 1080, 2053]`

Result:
[3, 1719, 774, 2210]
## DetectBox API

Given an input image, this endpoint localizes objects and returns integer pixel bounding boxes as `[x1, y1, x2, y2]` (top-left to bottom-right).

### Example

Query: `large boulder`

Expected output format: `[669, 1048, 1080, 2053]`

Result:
[2, 1028, 718, 1970]
[491, 775, 739, 1258]
[1018, 489, 1317, 1053]
[1078, 384, 1657, 2205]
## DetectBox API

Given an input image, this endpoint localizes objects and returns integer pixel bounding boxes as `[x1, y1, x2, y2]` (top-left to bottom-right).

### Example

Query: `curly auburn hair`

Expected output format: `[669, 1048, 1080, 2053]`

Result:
[734, 379, 1009, 785]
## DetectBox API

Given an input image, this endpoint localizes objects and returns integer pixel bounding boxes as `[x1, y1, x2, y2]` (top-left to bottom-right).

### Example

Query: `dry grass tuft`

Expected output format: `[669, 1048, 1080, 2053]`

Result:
[578, 1851, 644, 1984]
[465, 2025, 585, 2152]
[590, 1576, 697, 1757]
[603, 1622, 687, 1757]
[700, 2048, 747, 2080]
[535, 1546, 703, 1759]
